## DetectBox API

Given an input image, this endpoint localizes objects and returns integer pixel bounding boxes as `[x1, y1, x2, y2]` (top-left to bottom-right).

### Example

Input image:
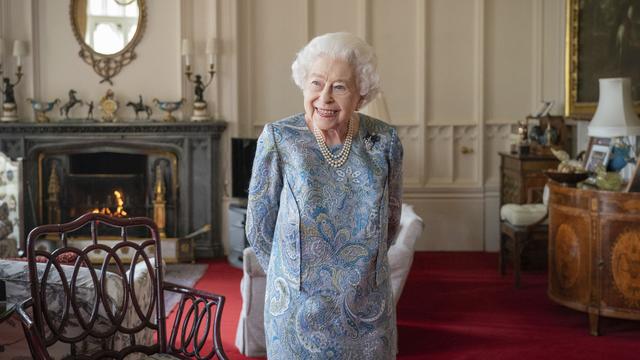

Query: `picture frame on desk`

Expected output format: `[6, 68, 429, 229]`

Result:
[584, 137, 612, 173]
[626, 163, 640, 192]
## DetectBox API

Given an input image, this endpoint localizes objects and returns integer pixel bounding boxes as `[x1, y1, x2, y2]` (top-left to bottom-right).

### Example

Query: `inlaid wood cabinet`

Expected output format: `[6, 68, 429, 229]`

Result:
[548, 183, 640, 335]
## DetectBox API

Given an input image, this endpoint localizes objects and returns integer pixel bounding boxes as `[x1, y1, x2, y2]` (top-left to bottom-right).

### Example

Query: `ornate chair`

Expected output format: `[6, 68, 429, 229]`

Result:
[16, 213, 227, 359]
[499, 185, 549, 288]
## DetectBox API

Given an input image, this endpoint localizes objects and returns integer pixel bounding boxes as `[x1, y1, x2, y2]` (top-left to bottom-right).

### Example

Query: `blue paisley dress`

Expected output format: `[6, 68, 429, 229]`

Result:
[246, 113, 403, 359]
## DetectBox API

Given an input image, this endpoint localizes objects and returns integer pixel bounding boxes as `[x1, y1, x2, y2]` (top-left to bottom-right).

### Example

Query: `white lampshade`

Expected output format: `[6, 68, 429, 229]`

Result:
[181, 38, 192, 56]
[361, 91, 391, 122]
[12, 40, 28, 57]
[205, 38, 218, 55]
[588, 78, 640, 137]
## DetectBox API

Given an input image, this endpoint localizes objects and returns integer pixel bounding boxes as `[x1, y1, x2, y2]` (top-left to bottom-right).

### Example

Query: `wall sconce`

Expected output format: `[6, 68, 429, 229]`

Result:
[182, 37, 217, 121]
[1, 39, 28, 122]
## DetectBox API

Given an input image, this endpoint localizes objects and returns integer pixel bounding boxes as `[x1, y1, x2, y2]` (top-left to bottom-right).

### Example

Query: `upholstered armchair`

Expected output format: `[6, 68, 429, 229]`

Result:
[15, 213, 228, 359]
[235, 204, 424, 357]
[499, 184, 549, 288]
[0, 152, 23, 258]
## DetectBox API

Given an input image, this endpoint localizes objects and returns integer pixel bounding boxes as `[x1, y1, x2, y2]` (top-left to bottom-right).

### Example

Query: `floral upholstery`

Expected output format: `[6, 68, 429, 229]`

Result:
[0, 257, 162, 359]
[0, 152, 22, 258]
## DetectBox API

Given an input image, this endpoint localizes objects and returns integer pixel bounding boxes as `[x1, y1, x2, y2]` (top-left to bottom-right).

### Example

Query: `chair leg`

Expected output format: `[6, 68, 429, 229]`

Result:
[513, 234, 524, 288]
[499, 233, 507, 276]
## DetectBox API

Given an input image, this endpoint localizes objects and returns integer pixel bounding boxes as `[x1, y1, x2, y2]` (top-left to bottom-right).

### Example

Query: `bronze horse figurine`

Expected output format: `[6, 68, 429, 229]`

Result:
[59, 89, 83, 119]
[126, 95, 152, 120]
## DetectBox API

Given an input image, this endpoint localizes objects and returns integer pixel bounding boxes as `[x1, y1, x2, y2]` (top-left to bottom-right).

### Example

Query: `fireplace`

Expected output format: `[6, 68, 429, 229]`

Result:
[40, 149, 178, 237]
[0, 122, 226, 258]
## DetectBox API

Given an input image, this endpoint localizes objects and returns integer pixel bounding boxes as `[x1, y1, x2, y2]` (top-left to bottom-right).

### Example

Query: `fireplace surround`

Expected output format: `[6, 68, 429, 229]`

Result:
[0, 121, 226, 258]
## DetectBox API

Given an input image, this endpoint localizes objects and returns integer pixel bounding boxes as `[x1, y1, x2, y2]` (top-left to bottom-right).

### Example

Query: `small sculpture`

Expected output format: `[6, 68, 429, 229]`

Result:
[153, 98, 185, 122]
[99, 89, 119, 122]
[595, 165, 624, 191]
[126, 95, 153, 120]
[185, 67, 215, 121]
[59, 89, 83, 119]
[550, 148, 585, 174]
[26, 98, 60, 123]
[607, 138, 635, 172]
[85, 100, 95, 121]
[1, 75, 22, 122]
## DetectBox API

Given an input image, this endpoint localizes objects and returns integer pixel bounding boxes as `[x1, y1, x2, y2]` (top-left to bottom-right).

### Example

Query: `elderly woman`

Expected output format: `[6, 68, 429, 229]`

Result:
[246, 32, 403, 359]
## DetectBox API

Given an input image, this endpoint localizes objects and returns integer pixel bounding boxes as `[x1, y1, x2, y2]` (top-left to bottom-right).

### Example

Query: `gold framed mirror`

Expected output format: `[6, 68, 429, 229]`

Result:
[69, 0, 147, 85]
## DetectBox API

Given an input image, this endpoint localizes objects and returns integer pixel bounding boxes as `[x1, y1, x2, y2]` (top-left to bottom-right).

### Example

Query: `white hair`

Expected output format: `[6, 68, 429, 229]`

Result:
[291, 32, 380, 106]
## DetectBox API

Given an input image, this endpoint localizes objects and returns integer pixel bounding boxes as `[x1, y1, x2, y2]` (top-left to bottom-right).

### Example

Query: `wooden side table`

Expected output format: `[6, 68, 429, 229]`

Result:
[499, 152, 559, 206]
[499, 152, 558, 273]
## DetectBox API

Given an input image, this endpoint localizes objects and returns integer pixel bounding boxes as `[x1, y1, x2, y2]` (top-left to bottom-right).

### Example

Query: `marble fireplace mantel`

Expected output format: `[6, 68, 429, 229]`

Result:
[0, 120, 227, 259]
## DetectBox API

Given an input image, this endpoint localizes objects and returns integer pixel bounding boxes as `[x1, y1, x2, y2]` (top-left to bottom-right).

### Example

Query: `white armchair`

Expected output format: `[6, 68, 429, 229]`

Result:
[235, 203, 424, 357]
[0, 152, 23, 258]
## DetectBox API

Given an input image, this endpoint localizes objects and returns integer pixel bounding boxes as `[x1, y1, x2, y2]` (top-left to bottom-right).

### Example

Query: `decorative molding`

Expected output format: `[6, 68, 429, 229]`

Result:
[0, 121, 227, 135]
[474, 0, 485, 194]
[304, 0, 313, 40]
[531, 0, 543, 110]
[417, 0, 427, 186]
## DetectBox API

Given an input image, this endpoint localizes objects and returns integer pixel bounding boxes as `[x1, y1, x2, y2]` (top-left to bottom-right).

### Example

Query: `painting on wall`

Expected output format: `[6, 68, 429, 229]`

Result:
[565, 0, 640, 119]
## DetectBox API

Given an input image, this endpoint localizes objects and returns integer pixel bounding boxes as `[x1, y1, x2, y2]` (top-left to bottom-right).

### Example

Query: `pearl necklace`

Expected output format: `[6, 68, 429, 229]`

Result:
[313, 115, 354, 168]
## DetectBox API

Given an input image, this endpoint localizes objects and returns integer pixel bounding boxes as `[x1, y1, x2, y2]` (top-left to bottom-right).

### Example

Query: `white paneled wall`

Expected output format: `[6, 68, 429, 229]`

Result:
[232, 0, 565, 251]
[0, 0, 568, 253]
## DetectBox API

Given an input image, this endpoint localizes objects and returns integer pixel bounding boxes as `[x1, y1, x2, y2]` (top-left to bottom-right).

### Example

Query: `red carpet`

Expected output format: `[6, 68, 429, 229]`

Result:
[171, 252, 640, 359]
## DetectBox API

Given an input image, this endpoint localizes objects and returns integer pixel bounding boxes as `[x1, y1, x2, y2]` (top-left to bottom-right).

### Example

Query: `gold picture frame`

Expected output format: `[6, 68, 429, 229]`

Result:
[564, 0, 640, 119]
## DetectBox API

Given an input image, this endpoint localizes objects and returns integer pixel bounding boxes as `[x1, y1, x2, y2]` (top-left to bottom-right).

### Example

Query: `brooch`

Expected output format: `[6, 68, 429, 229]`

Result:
[363, 132, 380, 151]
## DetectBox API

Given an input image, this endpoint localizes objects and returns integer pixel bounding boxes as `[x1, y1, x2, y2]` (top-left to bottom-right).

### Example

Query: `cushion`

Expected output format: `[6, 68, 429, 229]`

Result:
[389, 204, 424, 306]
[500, 204, 547, 226]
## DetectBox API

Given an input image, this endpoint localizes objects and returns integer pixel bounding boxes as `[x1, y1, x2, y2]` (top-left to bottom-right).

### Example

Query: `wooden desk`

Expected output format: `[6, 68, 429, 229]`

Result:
[548, 183, 640, 335]
[499, 152, 558, 206]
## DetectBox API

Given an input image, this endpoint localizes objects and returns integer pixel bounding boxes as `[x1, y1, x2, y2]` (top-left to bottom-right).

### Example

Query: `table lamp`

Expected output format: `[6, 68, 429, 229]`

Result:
[361, 91, 391, 122]
[588, 78, 640, 137]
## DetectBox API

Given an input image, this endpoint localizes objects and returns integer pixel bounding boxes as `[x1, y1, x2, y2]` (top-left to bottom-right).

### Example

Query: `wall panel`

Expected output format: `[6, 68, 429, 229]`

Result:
[310, 0, 359, 36]
[484, 0, 535, 122]
[251, 0, 306, 124]
[426, 0, 477, 124]
[371, 0, 419, 125]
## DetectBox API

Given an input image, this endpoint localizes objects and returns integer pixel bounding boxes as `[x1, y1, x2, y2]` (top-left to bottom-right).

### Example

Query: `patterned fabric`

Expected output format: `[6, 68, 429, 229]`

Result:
[246, 113, 403, 359]
[0, 258, 161, 359]
[0, 152, 21, 258]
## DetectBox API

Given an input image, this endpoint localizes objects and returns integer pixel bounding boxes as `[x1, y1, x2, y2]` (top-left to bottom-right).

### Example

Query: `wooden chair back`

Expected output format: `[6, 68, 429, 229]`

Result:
[25, 212, 166, 358]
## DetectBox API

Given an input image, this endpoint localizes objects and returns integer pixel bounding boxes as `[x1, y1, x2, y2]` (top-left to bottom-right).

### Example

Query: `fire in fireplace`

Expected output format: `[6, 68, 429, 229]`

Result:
[91, 190, 128, 217]
[39, 150, 178, 237]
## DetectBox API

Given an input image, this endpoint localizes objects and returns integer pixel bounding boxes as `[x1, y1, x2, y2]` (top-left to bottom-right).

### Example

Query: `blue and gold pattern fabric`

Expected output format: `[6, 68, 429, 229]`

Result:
[246, 113, 403, 359]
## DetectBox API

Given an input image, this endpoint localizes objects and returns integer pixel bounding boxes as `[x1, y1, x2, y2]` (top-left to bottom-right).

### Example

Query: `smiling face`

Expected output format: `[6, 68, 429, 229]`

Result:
[303, 56, 362, 132]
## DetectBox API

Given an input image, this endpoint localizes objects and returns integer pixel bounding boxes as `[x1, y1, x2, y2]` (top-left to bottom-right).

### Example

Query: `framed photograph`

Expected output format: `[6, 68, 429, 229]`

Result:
[627, 163, 640, 192]
[584, 137, 612, 172]
[564, 0, 640, 119]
